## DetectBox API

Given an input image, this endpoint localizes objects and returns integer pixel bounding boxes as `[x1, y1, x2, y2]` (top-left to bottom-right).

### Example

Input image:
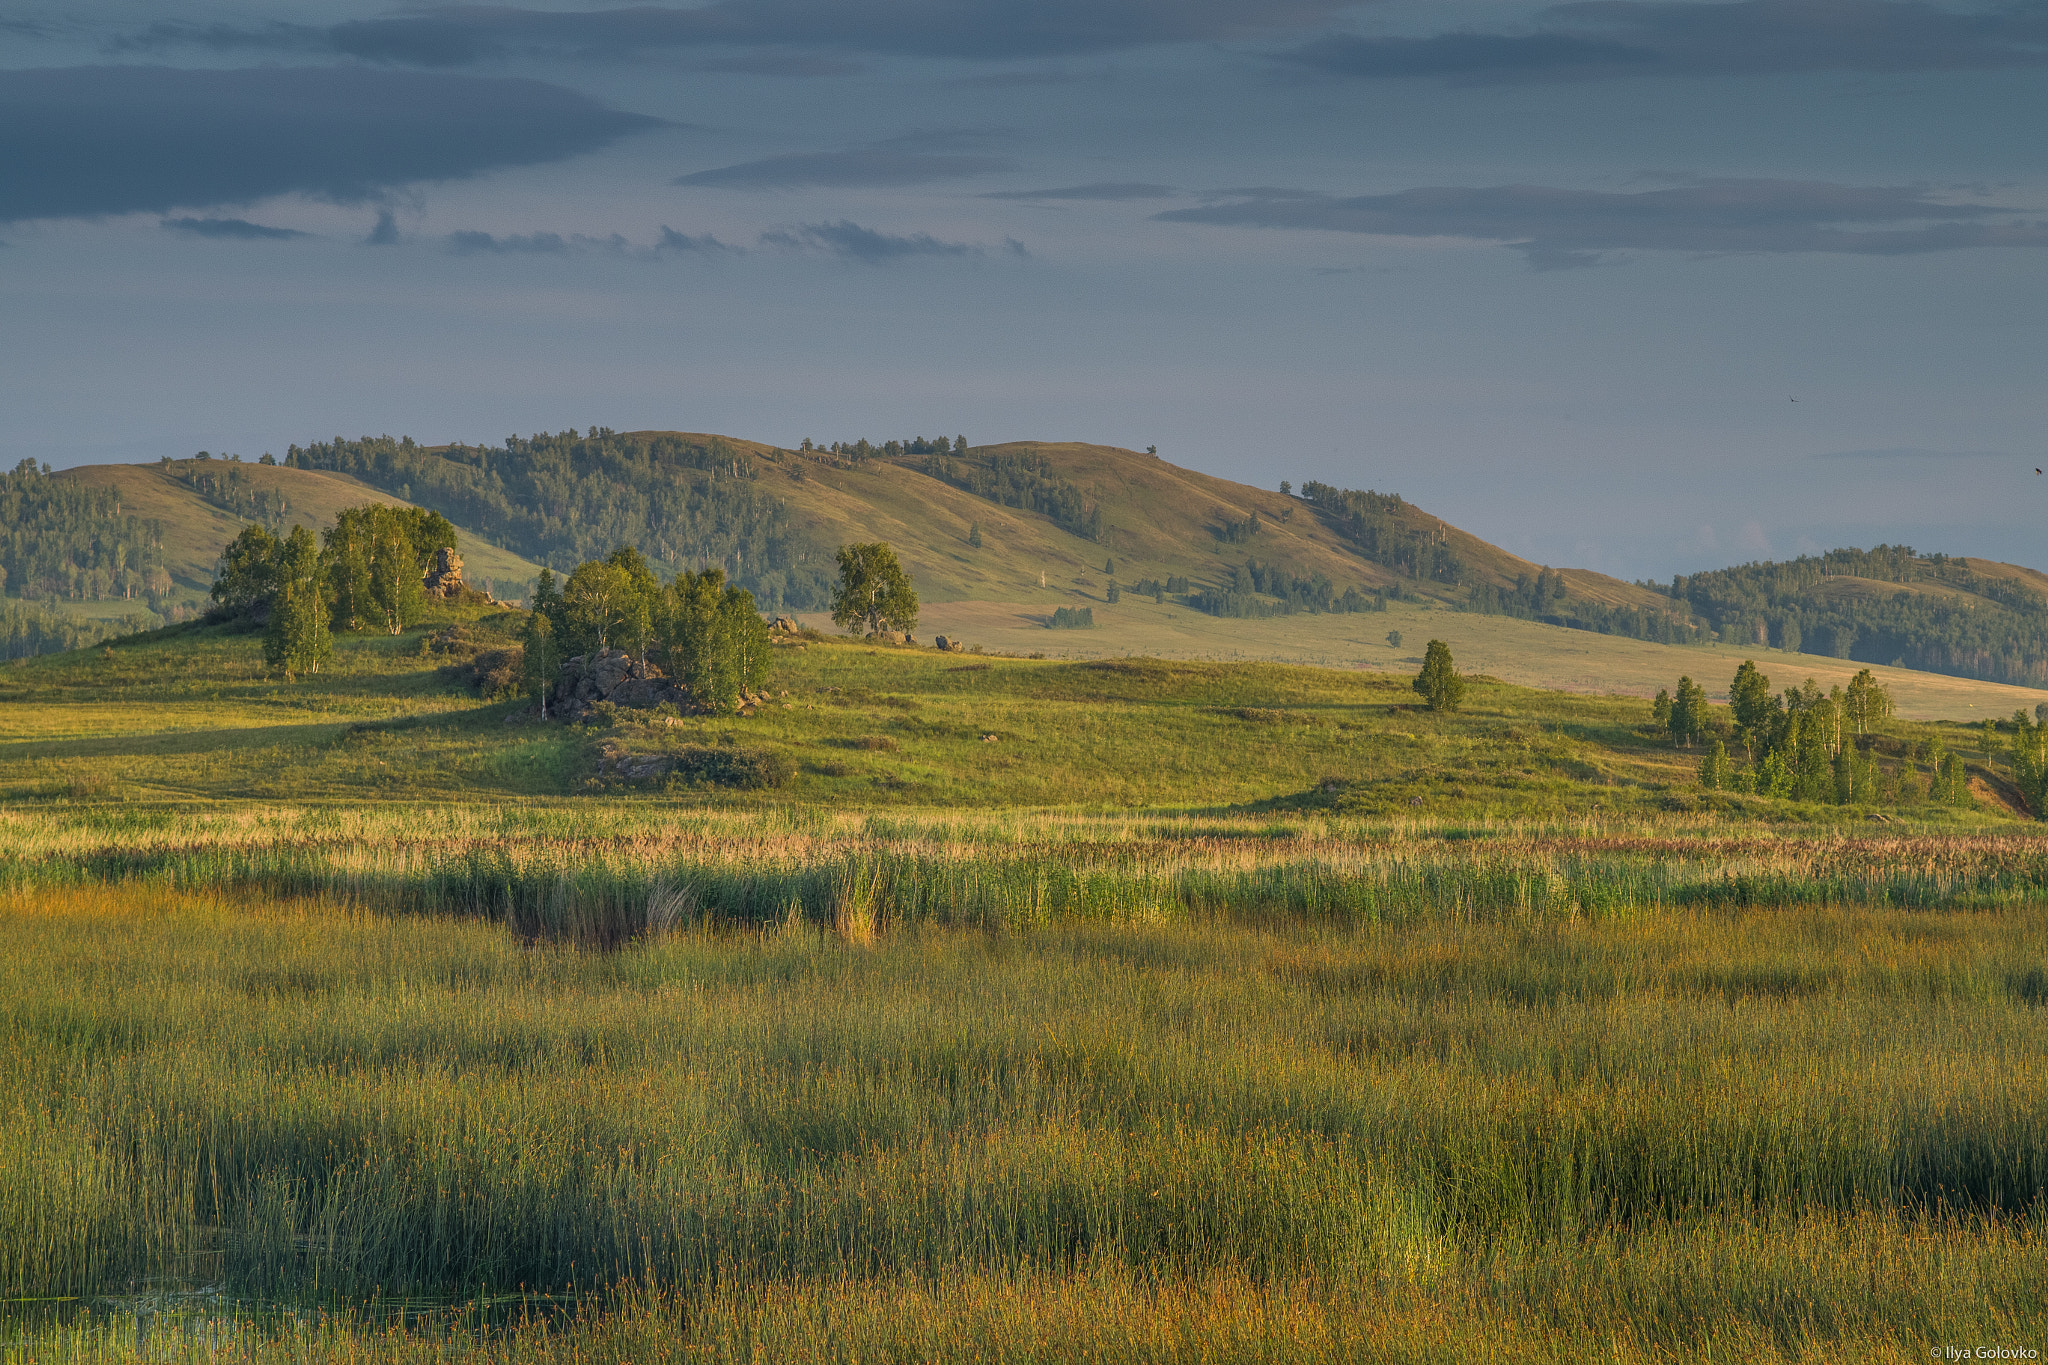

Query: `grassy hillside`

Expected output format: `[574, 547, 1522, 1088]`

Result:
[0, 605, 2033, 820]
[48, 458, 544, 613]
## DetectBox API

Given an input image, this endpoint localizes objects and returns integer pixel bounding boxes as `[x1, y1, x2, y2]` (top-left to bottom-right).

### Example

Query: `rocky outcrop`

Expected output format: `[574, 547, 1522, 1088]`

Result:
[423, 547, 466, 599]
[935, 635, 965, 652]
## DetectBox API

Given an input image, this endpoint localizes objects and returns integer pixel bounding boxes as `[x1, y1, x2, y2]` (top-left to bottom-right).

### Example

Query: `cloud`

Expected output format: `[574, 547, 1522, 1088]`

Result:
[980, 181, 1179, 200]
[129, 0, 1350, 66]
[1284, 0, 2048, 82]
[447, 229, 574, 254]
[0, 65, 665, 225]
[160, 215, 307, 240]
[657, 226, 741, 252]
[433, 225, 740, 256]
[1156, 179, 2048, 266]
[758, 219, 985, 261]
[677, 134, 1016, 189]
[366, 209, 403, 246]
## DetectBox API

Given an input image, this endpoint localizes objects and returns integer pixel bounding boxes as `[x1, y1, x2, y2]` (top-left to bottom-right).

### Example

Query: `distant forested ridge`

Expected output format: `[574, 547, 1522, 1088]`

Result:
[1659, 547, 2048, 687]
[286, 430, 835, 611]
[0, 459, 172, 606]
[915, 447, 1102, 542]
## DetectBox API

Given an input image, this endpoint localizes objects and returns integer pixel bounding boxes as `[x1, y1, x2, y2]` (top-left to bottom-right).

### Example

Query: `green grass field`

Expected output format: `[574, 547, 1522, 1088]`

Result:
[2, 616, 2045, 1360]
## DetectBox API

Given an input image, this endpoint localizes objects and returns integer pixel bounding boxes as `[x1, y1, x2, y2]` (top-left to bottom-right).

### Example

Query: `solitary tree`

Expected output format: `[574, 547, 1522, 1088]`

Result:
[967, 521, 983, 549]
[1413, 639, 1465, 712]
[1386, 630, 1402, 649]
[519, 596, 560, 716]
[831, 543, 919, 637]
[1699, 740, 1730, 791]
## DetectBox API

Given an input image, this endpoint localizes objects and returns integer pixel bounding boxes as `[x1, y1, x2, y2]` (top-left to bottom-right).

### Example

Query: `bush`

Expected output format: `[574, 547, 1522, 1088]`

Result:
[1049, 606, 1095, 629]
[666, 745, 795, 789]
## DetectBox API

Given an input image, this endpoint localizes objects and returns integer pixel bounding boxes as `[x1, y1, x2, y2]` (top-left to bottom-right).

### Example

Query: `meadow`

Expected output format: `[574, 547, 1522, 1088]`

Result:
[2, 616, 2045, 1360]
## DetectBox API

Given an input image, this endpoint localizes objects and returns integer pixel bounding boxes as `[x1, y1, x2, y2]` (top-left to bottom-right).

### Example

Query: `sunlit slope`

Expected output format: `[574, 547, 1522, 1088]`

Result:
[54, 461, 544, 595]
[813, 594, 2039, 722]
[620, 434, 1669, 612]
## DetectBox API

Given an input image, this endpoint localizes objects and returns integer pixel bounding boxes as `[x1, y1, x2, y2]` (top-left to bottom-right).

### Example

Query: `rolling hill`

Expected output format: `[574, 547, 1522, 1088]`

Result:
[12, 428, 2048, 717]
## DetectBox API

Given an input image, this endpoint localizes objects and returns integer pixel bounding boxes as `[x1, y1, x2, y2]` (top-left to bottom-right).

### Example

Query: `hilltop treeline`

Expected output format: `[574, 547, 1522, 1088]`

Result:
[285, 430, 835, 612]
[0, 460, 173, 608]
[916, 447, 1102, 541]
[1655, 547, 2048, 686]
[158, 453, 294, 530]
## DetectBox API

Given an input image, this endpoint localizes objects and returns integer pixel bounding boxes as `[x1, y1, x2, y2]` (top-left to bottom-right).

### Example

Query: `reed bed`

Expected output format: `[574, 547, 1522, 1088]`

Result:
[2, 884, 2044, 1359]
[6, 803, 2048, 945]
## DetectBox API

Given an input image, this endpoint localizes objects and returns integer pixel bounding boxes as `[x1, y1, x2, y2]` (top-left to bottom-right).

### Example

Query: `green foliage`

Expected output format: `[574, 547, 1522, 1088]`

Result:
[831, 543, 919, 637]
[519, 573, 563, 716]
[209, 524, 282, 621]
[1298, 481, 1466, 584]
[321, 504, 434, 636]
[1387, 630, 1402, 649]
[966, 521, 982, 549]
[288, 429, 835, 611]
[1730, 660, 1773, 734]
[1188, 559, 1370, 619]
[1414, 639, 1465, 712]
[0, 457, 171, 610]
[262, 526, 331, 678]
[1105, 581, 1121, 604]
[660, 569, 772, 713]
[1699, 739, 1730, 790]
[1049, 606, 1095, 629]
[1666, 545, 2048, 686]
[1668, 676, 1709, 747]
[1844, 667, 1895, 733]
[917, 447, 1102, 540]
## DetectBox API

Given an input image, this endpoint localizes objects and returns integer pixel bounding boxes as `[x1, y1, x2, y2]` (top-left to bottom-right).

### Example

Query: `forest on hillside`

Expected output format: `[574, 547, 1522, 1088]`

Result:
[285, 430, 836, 611]
[0, 459, 175, 608]
[1656, 547, 2048, 686]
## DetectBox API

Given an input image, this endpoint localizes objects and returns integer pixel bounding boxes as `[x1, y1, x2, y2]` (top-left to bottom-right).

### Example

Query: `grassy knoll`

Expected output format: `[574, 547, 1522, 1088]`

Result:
[2, 885, 2043, 1360]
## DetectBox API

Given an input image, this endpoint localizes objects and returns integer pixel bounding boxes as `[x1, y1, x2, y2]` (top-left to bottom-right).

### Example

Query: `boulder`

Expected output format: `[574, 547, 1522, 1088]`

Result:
[935, 635, 965, 652]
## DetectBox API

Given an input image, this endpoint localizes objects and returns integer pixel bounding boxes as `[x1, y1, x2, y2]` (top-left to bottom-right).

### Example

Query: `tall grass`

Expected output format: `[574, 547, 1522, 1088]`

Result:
[6, 803, 2048, 944]
[2, 885, 2043, 1360]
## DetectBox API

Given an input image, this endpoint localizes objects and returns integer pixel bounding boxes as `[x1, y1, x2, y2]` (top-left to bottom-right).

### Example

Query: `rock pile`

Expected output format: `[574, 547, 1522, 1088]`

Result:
[551, 647, 783, 720]
[935, 635, 965, 652]
[554, 648, 686, 719]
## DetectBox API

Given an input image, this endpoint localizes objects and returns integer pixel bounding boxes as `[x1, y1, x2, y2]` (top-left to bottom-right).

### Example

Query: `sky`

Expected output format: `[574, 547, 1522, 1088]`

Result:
[3, 0, 2045, 582]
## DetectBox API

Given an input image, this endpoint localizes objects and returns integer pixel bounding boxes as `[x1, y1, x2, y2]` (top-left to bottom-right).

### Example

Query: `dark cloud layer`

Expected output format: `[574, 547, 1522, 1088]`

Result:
[160, 215, 308, 240]
[678, 146, 1015, 189]
[1287, 0, 2048, 81]
[1158, 179, 2048, 267]
[0, 65, 664, 224]
[980, 181, 1179, 200]
[129, 0, 1347, 66]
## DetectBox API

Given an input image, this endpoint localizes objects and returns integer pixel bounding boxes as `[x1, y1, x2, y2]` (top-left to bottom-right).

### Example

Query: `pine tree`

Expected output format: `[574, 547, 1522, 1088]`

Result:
[1413, 639, 1465, 712]
[1652, 688, 1672, 731]
[967, 522, 982, 549]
